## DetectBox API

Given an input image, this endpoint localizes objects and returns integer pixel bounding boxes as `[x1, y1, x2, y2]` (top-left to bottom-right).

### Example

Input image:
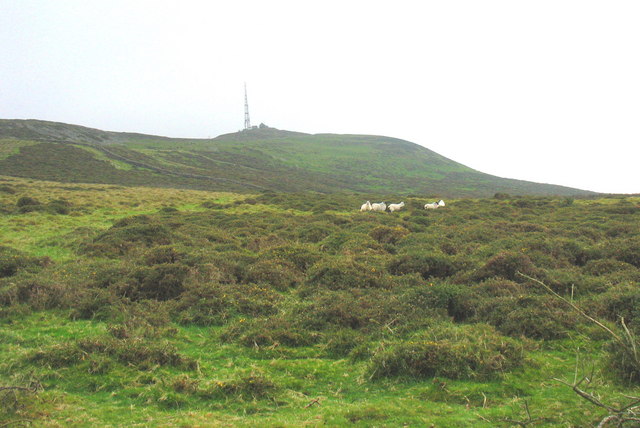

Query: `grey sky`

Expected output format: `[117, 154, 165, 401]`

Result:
[1, 1, 639, 193]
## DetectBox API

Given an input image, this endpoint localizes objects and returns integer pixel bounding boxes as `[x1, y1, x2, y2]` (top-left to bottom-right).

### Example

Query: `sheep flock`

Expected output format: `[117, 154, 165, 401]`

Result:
[360, 200, 445, 212]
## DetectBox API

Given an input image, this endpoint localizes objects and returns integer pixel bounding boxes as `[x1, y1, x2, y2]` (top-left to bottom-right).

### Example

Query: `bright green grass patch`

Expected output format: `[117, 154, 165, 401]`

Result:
[1, 311, 636, 427]
[72, 144, 134, 170]
[0, 138, 39, 160]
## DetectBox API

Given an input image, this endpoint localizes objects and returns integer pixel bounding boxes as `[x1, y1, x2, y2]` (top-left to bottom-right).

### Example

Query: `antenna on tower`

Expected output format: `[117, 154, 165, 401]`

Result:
[244, 83, 251, 130]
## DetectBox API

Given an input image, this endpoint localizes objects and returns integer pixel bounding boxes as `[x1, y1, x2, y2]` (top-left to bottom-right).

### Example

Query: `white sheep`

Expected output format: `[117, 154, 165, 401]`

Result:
[424, 200, 446, 210]
[371, 202, 387, 212]
[360, 201, 372, 211]
[388, 202, 405, 212]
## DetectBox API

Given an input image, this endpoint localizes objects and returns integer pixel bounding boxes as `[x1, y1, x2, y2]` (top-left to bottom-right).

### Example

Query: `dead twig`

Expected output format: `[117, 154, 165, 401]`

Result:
[553, 376, 640, 427]
[516, 272, 623, 344]
[0, 380, 42, 394]
[304, 398, 321, 408]
[499, 399, 545, 427]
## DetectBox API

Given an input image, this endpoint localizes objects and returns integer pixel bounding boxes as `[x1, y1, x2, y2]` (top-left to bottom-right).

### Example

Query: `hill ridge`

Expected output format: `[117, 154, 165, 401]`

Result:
[0, 118, 594, 197]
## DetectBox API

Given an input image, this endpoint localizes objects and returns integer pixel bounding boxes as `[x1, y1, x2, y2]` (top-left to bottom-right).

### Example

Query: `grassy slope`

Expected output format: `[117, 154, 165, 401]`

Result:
[0, 119, 593, 197]
[1, 176, 639, 426]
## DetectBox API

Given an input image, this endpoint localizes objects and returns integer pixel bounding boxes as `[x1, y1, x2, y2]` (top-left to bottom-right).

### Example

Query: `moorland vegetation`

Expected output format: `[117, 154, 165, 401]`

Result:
[0, 119, 594, 197]
[0, 175, 639, 426]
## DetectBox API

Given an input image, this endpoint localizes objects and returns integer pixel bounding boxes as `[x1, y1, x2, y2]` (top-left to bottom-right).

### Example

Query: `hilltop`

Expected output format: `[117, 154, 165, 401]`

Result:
[0, 119, 593, 196]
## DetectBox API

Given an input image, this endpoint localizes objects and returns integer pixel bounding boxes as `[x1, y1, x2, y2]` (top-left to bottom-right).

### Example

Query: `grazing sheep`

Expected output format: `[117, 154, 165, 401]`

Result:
[425, 200, 445, 210]
[371, 202, 387, 212]
[360, 201, 372, 211]
[388, 202, 405, 212]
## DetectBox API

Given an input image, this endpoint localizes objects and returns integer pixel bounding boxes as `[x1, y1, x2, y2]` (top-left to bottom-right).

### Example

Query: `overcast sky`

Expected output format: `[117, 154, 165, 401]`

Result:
[1, 1, 639, 193]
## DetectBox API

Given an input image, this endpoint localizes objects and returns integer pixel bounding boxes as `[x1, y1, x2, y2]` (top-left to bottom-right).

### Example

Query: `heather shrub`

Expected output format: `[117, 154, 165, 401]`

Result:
[30, 334, 197, 371]
[473, 295, 576, 339]
[221, 315, 319, 347]
[70, 288, 120, 320]
[305, 257, 386, 290]
[0, 246, 47, 278]
[606, 337, 640, 384]
[47, 198, 71, 214]
[398, 282, 469, 318]
[297, 222, 337, 243]
[16, 196, 40, 207]
[552, 240, 602, 267]
[476, 251, 537, 281]
[206, 370, 278, 400]
[369, 225, 410, 245]
[171, 282, 231, 326]
[261, 244, 320, 271]
[368, 323, 524, 380]
[143, 245, 182, 265]
[388, 253, 458, 279]
[0, 184, 16, 194]
[470, 278, 524, 297]
[81, 216, 173, 256]
[609, 238, 640, 268]
[324, 328, 367, 357]
[13, 275, 73, 310]
[596, 286, 640, 329]
[126, 263, 190, 301]
[246, 258, 301, 291]
[296, 289, 396, 331]
[583, 258, 636, 276]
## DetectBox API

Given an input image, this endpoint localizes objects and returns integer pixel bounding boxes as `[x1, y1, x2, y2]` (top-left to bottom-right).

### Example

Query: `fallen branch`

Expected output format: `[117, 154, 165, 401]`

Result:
[516, 272, 623, 344]
[304, 398, 321, 408]
[500, 399, 545, 427]
[0, 380, 42, 394]
[554, 376, 640, 427]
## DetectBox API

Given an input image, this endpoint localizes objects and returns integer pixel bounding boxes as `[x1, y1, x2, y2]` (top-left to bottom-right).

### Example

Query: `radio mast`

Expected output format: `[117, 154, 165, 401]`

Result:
[244, 83, 251, 130]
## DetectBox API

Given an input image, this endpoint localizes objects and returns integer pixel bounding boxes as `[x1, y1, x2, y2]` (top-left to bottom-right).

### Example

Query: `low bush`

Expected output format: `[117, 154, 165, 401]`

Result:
[324, 328, 367, 357]
[388, 253, 458, 279]
[296, 288, 396, 331]
[297, 222, 338, 243]
[398, 282, 470, 320]
[306, 257, 387, 290]
[368, 323, 524, 380]
[246, 258, 301, 291]
[0, 184, 16, 194]
[221, 315, 320, 347]
[81, 216, 173, 256]
[29, 334, 197, 370]
[476, 251, 537, 281]
[143, 246, 182, 265]
[369, 225, 410, 245]
[171, 282, 232, 326]
[47, 198, 71, 214]
[15, 196, 40, 207]
[609, 238, 640, 268]
[472, 295, 577, 339]
[205, 370, 279, 400]
[596, 286, 640, 329]
[0, 246, 48, 278]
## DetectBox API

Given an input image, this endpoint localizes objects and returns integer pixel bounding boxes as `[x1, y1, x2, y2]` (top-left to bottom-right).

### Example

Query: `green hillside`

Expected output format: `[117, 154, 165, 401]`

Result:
[0, 119, 593, 196]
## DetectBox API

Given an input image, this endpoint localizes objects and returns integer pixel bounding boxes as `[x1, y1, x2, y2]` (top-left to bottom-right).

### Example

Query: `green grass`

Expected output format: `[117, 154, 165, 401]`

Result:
[1, 176, 638, 426]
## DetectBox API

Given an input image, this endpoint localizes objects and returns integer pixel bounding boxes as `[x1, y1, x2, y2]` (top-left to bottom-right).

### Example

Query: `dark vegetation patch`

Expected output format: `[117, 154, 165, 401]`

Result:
[2, 189, 640, 424]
